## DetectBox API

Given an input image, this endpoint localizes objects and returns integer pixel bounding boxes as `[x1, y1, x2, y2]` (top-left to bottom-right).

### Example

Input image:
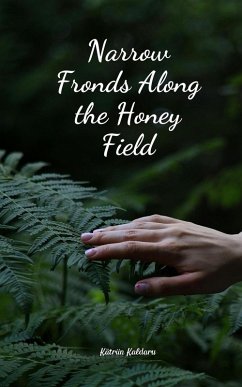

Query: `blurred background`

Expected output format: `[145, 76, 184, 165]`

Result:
[1, 0, 242, 232]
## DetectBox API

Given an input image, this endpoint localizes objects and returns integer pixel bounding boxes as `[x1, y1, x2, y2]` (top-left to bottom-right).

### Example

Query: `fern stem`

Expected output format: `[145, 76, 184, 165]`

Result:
[58, 257, 68, 338]
[61, 257, 68, 307]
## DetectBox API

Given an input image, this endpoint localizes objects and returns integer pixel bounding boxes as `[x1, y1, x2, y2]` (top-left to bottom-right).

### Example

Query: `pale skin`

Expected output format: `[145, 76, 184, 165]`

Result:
[81, 215, 242, 297]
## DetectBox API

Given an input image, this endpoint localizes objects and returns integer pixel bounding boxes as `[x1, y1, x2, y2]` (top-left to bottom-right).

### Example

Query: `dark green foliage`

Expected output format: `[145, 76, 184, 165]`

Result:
[0, 342, 205, 387]
[0, 235, 33, 314]
[1, 151, 242, 386]
[0, 151, 207, 386]
[0, 151, 120, 307]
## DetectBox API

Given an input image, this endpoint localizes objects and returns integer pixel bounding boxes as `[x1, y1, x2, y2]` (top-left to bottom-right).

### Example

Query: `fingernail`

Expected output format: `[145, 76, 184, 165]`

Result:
[135, 282, 150, 295]
[81, 233, 93, 242]
[85, 248, 97, 258]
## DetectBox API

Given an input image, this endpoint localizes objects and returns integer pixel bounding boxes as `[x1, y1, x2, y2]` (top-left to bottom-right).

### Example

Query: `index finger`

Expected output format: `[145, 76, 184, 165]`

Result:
[93, 215, 180, 233]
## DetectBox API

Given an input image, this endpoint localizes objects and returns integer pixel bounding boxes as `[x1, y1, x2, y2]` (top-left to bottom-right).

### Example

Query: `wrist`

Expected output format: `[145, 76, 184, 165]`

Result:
[230, 233, 242, 283]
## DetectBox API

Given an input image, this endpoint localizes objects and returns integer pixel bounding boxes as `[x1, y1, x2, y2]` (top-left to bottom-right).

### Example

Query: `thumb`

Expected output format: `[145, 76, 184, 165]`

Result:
[134, 273, 200, 297]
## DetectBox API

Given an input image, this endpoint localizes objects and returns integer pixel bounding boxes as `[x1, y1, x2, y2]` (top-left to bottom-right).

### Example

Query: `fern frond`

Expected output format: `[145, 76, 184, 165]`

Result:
[0, 342, 205, 387]
[3, 152, 24, 171]
[84, 261, 111, 304]
[0, 151, 121, 302]
[0, 235, 33, 314]
[229, 295, 242, 334]
[25, 298, 208, 344]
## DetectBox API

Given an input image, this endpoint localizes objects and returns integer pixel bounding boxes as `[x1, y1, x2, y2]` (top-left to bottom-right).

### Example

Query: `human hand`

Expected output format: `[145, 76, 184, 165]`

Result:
[81, 215, 242, 297]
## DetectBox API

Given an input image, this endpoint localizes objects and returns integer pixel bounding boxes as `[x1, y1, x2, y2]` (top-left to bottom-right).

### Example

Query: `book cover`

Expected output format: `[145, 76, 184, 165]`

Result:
[1, 1, 242, 386]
